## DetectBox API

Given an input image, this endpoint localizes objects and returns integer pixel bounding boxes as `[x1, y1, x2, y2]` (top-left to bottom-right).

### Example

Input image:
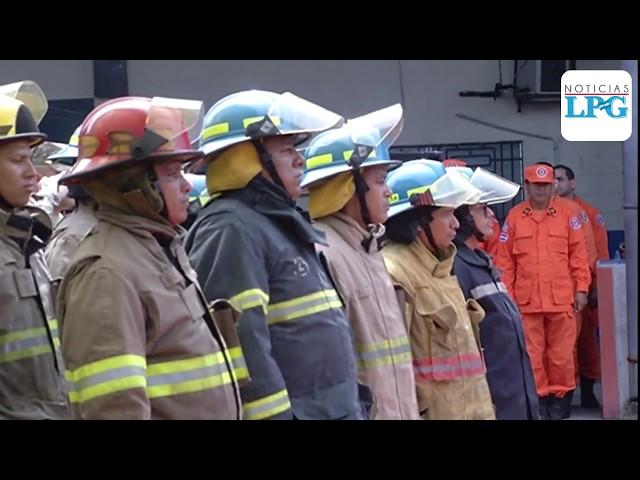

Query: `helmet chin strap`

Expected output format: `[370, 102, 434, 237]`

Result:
[418, 213, 446, 261]
[353, 171, 372, 226]
[252, 138, 286, 193]
[146, 164, 170, 221]
[424, 224, 444, 260]
[245, 116, 288, 196]
[348, 144, 374, 227]
[466, 209, 486, 243]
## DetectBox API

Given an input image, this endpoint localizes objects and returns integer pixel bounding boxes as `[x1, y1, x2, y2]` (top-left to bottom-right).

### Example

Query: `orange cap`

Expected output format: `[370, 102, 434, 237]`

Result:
[525, 164, 554, 183]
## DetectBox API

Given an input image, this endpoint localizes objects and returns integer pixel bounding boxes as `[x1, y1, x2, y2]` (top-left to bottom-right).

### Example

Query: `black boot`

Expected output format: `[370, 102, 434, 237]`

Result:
[580, 376, 601, 409]
[548, 396, 566, 420]
[538, 396, 550, 420]
[562, 390, 574, 419]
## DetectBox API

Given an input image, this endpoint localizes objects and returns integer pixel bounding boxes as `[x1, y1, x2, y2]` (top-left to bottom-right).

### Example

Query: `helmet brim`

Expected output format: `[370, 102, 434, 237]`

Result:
[48, 144, 78, 162]
[302, 159, 401, 188]
[0, 132, 47, 148]
[60, 150, 204, 185]
[387, 202, 414, 219]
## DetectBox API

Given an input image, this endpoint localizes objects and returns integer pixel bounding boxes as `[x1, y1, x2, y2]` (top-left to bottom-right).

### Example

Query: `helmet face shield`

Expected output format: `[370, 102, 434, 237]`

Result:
[345, 103, 403, 168]
[301, 104, 403, 188]
[424, 168, 483, 208]
[0, 80, 48, 146]
[200, 90, 344, 159]
[248, 92, 344, 140]
[146, 97, 204, 149]
[387, 161, 482, 218]
[0, 80, 48, 124]
[48, 126, 81, 165]
[468, 167, 520, 205]
[348, 103, 403, 151]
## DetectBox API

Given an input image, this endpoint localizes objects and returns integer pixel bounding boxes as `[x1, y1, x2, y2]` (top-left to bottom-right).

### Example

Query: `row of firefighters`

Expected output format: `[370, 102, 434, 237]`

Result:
[0, 81, 609, 420]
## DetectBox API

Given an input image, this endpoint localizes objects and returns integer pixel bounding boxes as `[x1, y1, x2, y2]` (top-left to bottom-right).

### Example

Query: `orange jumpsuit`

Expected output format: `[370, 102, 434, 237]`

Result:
[573, 196, 609, 381]
[556, 197, 598, 379]
[496, 197, 591, 398]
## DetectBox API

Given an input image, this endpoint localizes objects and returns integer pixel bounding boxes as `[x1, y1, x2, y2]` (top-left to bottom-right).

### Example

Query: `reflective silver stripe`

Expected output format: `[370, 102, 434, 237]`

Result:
[227, 347, 249, 380]
[66, 354, 147, 403]
[231, 355, 247, 371]
[470, 281, 507, 300]
[67, 365, 147, 393]
[146, 362, 228, 387]
[235, 292, 267, 311]
[229, 289, 269, 313]
[0, 333, 52, 354]
[268, 290, 342, 324]
[243, 390, 291, 420]
[357, 342, 412, 363]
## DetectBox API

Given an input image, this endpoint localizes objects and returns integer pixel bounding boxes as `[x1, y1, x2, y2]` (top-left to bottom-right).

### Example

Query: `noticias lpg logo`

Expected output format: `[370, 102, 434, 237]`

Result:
[561, 70, 632, 141]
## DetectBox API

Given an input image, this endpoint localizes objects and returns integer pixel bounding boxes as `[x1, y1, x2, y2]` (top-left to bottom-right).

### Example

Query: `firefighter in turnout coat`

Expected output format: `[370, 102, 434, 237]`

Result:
[57, 96, 241, 419]
[382, 160, 495, 420]
[0, 80, 70, 419]
[301, 104, 420, 419]
[451, 167, 539, 419]
[186, 90, 363, 420]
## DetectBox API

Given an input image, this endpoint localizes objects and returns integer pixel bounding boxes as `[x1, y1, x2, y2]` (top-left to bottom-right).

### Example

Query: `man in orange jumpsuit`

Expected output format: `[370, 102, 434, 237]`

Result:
[496, 164, 590, 420]
[554, 164, 608, 410]
[538, 163, 599, 417]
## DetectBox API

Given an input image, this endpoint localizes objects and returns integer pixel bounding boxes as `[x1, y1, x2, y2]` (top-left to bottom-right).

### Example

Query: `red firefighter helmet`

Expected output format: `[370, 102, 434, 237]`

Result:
[61, 96, 204, 185]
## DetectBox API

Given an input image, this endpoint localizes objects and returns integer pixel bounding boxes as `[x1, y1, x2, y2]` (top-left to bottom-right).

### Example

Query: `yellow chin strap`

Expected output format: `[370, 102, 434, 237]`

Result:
[307, 171, 355, 220]
[206, 141, 263, 195]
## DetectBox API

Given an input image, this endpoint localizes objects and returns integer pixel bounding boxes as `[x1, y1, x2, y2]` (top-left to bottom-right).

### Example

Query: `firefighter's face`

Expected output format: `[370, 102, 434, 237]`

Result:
[262, 135, 305, 200]
[0, 140, 38, 208]
[425, 206, 459, 249]
[362, 165, 392, 224]
[154, 158, 192, 226]
[469, 203, 494, 238]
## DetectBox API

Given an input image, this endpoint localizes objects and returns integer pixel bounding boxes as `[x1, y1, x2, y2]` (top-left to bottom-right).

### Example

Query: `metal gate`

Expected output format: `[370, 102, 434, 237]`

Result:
[389, 140, 524, 224]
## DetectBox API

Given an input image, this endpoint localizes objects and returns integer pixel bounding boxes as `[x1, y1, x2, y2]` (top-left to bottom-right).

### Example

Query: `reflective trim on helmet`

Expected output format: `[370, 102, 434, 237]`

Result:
[342, 149, 356, 160]
[306, 149, 376, 170]
[201, 122, 230, 141]
[388, 192, 400, 204]
[243, 115, 280, 129]
[202, 116, 285, 142]
[306, 153, 333, 169]
[407, 184, 436, 198]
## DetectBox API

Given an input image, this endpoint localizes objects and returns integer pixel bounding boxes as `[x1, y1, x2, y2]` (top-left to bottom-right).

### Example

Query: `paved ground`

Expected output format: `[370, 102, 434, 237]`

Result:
[564, 382, 637, 420]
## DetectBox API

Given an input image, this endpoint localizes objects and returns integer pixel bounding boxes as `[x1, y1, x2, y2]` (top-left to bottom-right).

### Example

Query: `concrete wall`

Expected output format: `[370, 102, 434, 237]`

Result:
[0, 60, 94, 99]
